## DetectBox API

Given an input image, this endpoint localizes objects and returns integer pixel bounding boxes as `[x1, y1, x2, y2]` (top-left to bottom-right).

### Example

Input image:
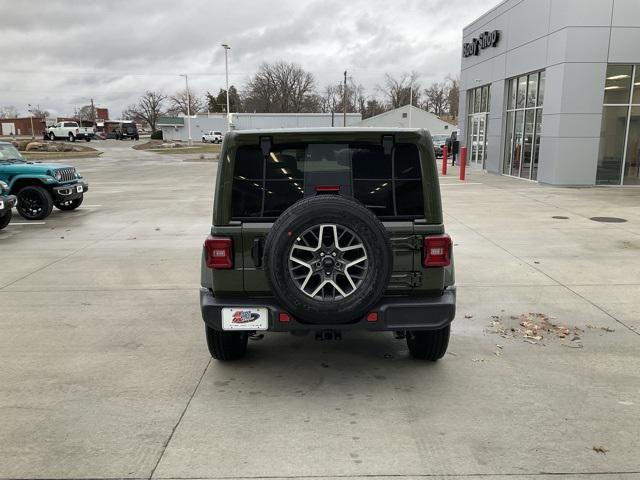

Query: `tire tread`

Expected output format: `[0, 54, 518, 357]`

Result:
[407, 325, 450, 361]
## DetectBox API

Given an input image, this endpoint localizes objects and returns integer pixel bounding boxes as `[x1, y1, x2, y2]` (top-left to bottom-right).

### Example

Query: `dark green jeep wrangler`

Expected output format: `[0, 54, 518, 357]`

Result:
[200, 129, 456, 361]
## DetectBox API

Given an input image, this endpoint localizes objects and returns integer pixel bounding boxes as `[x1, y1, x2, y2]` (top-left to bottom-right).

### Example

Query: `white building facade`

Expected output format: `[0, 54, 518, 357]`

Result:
[460, 0, 640, 186]
[359, 105, 456, 135]
[158, 112, 362, 142]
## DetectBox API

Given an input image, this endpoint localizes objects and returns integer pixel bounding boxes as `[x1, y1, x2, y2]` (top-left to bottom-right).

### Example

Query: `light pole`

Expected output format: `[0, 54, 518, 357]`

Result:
[179, 74, 192, 145]
[27, 103, 35, 139]
[221, 44, 231, 130]
[343, 70, 347, 127]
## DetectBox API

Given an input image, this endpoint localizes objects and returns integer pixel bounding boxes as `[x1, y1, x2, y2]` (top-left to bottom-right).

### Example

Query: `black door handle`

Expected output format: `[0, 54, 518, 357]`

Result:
[251, 237, 264, 268]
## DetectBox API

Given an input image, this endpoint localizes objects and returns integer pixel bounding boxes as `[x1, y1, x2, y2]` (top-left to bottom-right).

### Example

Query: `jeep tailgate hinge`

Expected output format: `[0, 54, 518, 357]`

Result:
[409, 272, 423, 287]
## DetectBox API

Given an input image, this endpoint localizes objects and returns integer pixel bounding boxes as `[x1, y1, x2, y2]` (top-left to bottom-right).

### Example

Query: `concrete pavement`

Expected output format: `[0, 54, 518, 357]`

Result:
[0, 140, 639, 479]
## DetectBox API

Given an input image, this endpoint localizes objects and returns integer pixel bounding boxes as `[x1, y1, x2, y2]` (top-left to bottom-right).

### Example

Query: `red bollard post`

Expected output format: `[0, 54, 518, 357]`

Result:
[442, 145, 448, 176]
[459, 147, 467, 182]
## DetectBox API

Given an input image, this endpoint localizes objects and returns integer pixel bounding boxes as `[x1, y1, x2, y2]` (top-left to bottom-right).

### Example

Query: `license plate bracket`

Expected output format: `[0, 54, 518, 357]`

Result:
[221, 307, 268, 331]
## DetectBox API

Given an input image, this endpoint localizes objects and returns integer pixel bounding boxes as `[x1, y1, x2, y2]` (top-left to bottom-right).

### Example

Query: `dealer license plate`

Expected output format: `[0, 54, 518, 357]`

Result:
[221, 307, 269, 331]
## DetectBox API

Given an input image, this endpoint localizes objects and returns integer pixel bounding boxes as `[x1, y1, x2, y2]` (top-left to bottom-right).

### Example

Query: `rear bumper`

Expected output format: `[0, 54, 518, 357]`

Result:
[200, 287, 456, 332]
[0, 195, 17, 214]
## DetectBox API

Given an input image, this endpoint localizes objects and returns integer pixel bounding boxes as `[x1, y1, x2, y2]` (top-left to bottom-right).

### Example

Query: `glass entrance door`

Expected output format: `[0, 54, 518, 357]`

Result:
[467, 85, 490, 169]
[468, 114, 487, 167]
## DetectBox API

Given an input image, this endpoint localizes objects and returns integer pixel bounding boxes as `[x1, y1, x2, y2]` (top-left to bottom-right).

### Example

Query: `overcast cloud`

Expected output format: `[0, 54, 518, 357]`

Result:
[0, 0, 496, 118]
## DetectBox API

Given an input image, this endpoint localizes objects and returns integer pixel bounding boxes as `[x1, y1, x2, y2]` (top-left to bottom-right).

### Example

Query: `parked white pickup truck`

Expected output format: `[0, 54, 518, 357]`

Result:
[202, 131, 223, 144]
[47, 122, 95, 142]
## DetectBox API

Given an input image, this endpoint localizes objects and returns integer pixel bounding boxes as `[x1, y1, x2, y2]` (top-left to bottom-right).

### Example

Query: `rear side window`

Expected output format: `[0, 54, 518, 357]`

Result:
[231, 143, 424, 220]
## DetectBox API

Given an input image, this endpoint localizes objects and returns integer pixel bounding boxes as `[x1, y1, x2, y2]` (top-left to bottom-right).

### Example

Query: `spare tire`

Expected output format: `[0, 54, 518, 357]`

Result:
[263, 195, 392, 324]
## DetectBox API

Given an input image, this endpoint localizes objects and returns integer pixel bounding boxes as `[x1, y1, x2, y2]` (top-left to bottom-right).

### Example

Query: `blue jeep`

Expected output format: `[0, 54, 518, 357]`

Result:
[0, 179, 16, 230]
[0, 141, 89, 221]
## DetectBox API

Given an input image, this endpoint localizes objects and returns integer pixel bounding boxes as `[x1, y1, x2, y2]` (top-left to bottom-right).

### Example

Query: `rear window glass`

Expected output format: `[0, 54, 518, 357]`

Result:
[231, 142, 423, 220]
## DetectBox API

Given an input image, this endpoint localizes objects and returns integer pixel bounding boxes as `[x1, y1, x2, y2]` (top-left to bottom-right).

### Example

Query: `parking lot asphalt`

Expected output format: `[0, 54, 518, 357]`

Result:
[1, 140, 639, 480]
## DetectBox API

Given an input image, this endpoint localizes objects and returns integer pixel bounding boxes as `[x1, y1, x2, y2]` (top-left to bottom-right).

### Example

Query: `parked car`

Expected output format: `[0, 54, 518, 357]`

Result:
[0, 141, 89, 220]
[0, 180, 16, 231]
[202, 131, 223, 144]
[432, 134, 449, 158]
[200, 128, 456, 361]
[47, 122, 94, 142]
[114, 121, 139, 140]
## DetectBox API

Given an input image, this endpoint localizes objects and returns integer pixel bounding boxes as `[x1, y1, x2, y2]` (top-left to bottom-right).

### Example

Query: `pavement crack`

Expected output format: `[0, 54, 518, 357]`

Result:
[148, 358, 211, 480]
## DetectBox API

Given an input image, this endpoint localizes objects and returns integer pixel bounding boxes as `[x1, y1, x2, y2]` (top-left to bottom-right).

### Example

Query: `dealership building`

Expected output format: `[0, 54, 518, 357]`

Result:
[460, 0, 640, 186]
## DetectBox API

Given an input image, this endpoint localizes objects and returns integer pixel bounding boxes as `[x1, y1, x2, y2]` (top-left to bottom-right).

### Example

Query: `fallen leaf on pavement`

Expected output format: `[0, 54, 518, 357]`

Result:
[593, 446, 609, 455]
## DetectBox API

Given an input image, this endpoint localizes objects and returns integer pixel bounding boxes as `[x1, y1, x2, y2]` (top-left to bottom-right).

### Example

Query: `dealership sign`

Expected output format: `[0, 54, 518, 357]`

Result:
[463, 30, 500, 58]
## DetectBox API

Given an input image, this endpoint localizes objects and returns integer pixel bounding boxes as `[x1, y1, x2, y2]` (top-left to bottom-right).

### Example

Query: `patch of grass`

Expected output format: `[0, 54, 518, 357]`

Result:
[22, 151, 104, 160]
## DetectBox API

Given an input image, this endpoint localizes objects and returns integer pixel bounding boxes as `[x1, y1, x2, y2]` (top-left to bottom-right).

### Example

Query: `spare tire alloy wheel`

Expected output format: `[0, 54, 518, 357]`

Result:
[289, 224, 368, 300]
[264, 195, 392, 324]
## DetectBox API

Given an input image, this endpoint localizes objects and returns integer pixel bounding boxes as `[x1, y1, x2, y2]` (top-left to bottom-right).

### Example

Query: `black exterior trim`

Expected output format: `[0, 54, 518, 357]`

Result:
[200, 287, 456, 332]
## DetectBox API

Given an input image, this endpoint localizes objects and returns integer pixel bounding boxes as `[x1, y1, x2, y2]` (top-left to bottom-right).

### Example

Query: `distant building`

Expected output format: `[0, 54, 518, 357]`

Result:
[95, 108, 109, 121]
[359, 105, 456, 135]
[157, 112, 362, 142]
[461, 0, 640, 186]
[1, 117, 46, 136]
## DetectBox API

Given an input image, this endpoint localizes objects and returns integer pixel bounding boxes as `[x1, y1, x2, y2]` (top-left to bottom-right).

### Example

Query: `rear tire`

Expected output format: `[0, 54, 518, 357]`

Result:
[0, 210, 11, 230]
[85, 137, 91, 142]
[406, 325, 451, 361]
[68, 133, 75, 142]
[49, 132, 55, 141]
[205, 326, 248, 361]
[16, 186, 53, 220]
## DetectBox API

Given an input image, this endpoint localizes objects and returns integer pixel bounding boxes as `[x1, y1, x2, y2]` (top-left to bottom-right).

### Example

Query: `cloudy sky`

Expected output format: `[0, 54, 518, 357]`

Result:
[0, 0, 496, 118]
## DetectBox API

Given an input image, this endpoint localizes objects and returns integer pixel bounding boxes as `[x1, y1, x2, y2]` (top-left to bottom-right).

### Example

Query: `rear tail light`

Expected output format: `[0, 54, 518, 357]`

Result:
[315, 185, 340, 193]
[423, 235, 452, 267]
[204, 236, 233, 269]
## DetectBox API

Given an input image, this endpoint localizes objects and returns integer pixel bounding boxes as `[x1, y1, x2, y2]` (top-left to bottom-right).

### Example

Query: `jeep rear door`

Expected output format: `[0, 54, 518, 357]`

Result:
[230, 140, 429, 296]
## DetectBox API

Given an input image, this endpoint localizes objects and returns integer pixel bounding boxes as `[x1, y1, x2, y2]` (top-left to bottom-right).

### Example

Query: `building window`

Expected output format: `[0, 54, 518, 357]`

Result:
[467, 84, 490, 168]
[597, 65, 640, 186]
[402, 113, 408, 118]
[503, 71, 545, 181]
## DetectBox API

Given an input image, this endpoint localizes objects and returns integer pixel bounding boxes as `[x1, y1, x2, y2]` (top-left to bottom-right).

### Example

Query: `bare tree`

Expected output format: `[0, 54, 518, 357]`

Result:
[29, 106, 50, 118]
[446, 75, 460, 119]
[0, 105, 19, 118]
[423, 82, 448, 116]
[380, 72, 421, 109]
[320, 77, 365, 116]
[243, 61, 318, 113]
[122, 91, 167, 131]
[168, 87, 205, 116]
[77, 105, 95, 122]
